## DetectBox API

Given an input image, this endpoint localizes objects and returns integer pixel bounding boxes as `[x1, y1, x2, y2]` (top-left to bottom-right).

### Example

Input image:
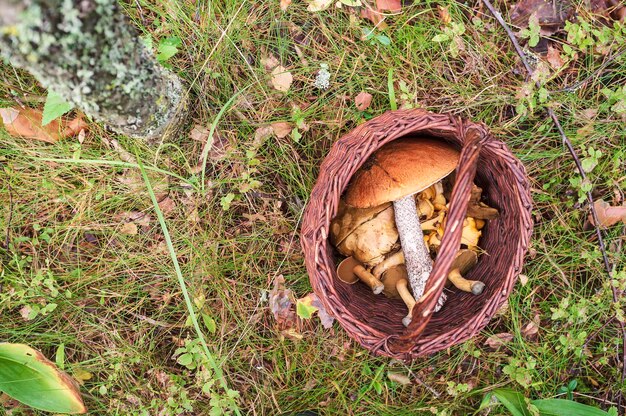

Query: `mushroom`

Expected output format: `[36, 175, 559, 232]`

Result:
[330, 200, 399, 267]
[461, 217, 481, 250]
[344, 137, 460, 307]
[337, 256, 384, 294]
[447, 249, 484, 295]
[467, 184, 499, 219]
[380, 265, 417, 327]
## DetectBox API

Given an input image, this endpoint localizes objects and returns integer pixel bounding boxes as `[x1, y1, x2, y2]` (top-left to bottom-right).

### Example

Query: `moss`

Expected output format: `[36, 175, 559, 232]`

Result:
[0, 0, 186, 140]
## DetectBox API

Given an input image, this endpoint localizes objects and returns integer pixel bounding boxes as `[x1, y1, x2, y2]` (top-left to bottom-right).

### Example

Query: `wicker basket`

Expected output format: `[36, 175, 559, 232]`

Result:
[300, 109, 533, 360]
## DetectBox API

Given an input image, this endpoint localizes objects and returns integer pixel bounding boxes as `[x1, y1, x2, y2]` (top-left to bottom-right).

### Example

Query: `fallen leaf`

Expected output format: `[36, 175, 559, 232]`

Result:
[271, 122, 293, 139]
[271, 65, 293, 92]
[306, 0, 333, 12]
[376, 0, 401, 12]
[485, 332, 513, 349]
[388, 372, 412, 386]
[189, 124, 210, 142]
[254, 126, 273, 147]
[590, 199, 626, 227]
[280, 0, 291, 11]
[521, 315, 540, 339]
[269, 275, 296, 329]
[546, 46, 565, 69]
[0, 107, 87, 143]
[309, 293, 334, 328]
[19, 306, 32, 321]
[296, 294, 319, 319]
[437, 5, 451, 25]
[360, 8, 387, 28]
[518, 274, 528, 286]
[158, 197, 176, 215]
[261, 55, 280, 71]
[119, 223, 138, 235]
[354, 92, 373, 111]
[510, 0, 574, 36]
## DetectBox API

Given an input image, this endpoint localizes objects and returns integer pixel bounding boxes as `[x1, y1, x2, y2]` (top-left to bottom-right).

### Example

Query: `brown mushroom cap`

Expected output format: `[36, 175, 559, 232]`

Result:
[336, 257, 361, 284]
[451, 249, 478, 274]
[344, 137, 460, 208]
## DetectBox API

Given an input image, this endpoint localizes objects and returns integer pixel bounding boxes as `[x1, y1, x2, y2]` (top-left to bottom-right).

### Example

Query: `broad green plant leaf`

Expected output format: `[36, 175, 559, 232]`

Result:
[42, 90, 73, 126]
[296, 294, 318, 319]
[157, 36, 182, 63]
[0, 343, 86, 414]
[493, 389, 532, 416]
[532, 399, 612, 416]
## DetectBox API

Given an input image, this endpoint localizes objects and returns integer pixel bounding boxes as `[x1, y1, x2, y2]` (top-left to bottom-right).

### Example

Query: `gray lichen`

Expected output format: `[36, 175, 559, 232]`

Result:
[0, 0, 187, 140]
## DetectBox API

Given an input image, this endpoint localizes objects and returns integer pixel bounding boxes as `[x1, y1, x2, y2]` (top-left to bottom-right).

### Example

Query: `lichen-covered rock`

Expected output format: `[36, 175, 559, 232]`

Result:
[0, 0, 187, 141]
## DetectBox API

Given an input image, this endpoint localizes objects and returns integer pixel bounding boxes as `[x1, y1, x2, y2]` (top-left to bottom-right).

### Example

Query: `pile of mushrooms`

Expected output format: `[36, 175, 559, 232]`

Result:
[330, 137, 499, 327]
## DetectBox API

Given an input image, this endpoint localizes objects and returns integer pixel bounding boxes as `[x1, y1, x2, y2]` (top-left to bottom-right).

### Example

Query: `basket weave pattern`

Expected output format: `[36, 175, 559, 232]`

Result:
[301, 109, 533, 360]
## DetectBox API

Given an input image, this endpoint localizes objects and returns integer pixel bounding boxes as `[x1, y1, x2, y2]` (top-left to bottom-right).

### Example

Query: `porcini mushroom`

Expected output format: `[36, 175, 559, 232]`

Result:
[330, 200, 399, 267]
[344, 138, 460, 303]
[380, 265, 417, 327]
[447, 249, 485, 295]
[337, 256, 384, 294]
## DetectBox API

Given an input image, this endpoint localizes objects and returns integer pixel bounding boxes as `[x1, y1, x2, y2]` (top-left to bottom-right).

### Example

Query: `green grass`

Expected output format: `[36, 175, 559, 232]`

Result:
[1, 0, 626, 414]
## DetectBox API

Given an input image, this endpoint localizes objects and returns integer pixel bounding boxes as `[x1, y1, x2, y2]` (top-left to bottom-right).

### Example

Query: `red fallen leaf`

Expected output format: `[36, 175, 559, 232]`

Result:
[590, 200, 626, 227]
[546, 46, 565, 69]
[0, 107, 87, 143]
[376, 0, 401, 12]
[354, 92, 373, 111]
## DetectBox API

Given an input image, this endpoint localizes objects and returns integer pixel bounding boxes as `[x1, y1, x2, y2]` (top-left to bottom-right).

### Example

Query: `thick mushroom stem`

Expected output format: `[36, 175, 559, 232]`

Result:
[392, 194, 433, 300]
[353, 265, 385, 295]
[448, 269, 485, 295]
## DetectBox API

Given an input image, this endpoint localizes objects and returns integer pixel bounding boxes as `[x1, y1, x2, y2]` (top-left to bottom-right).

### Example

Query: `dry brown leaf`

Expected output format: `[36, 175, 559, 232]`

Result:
[271, 122, 293, 139]
[261, 55, 280, 71]
[269, 275, 297, 329]
[158, 197, 176, 215]
[546, 46, 565, 69]
[354, 92, 373, 111]
[271, 65, 293, 92]
[521, 315, 540, 339]
[119, 222, 138, 235]
[360, 8, 388, 28]
[518, 274, 528, 286]
[0, 107, 87, 143]
[189, 124, 210, 142]
[485, 332, 513, 349]
[280, 0, 291, 11]
[388, 372, 412, 386]
[591, 199, 626, 227]
[510, 0, 574, 36]
[376, 0, 401, 12]
[438, 5, 451, 25]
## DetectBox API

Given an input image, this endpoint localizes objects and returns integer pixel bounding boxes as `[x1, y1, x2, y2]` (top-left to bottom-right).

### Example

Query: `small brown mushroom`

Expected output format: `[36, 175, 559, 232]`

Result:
[380, 265, 416, 327]
[447, 249, 485, 295]
[461, 217, 481, 250]
[337, 256, 384, 294]
[467, 184, 499, 220]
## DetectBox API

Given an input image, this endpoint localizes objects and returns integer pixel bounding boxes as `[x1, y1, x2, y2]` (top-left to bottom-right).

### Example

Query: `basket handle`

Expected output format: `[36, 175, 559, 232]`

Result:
[391, 122, 490, 350]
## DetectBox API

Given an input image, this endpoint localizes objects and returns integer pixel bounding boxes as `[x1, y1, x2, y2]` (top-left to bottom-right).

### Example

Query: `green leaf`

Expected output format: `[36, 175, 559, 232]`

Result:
[532, 399, 611, 416]
[157, 36, 182, 63]
[338, 0, 361, 5]
[202, 313, 216, 334]
[55, 343, 65, 370]
[376, 35, 391, 46]
[296, 298, 318, 319]
[42, 91, 73, 126]
[0, 343, 86, 414]
[177, 353, 194, 367]
[493, 389, 532, 416]
[432, 33, 450, 42]
[387, 68, 397, 111]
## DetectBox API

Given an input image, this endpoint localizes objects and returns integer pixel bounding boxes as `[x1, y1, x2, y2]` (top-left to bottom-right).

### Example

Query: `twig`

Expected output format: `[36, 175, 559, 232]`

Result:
[481, 0, 626, 407]
[550, 48, 626, 94]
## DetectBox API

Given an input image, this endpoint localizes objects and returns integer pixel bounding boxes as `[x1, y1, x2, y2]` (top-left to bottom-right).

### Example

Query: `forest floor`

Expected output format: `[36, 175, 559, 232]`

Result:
[1, 0, 626, 415]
